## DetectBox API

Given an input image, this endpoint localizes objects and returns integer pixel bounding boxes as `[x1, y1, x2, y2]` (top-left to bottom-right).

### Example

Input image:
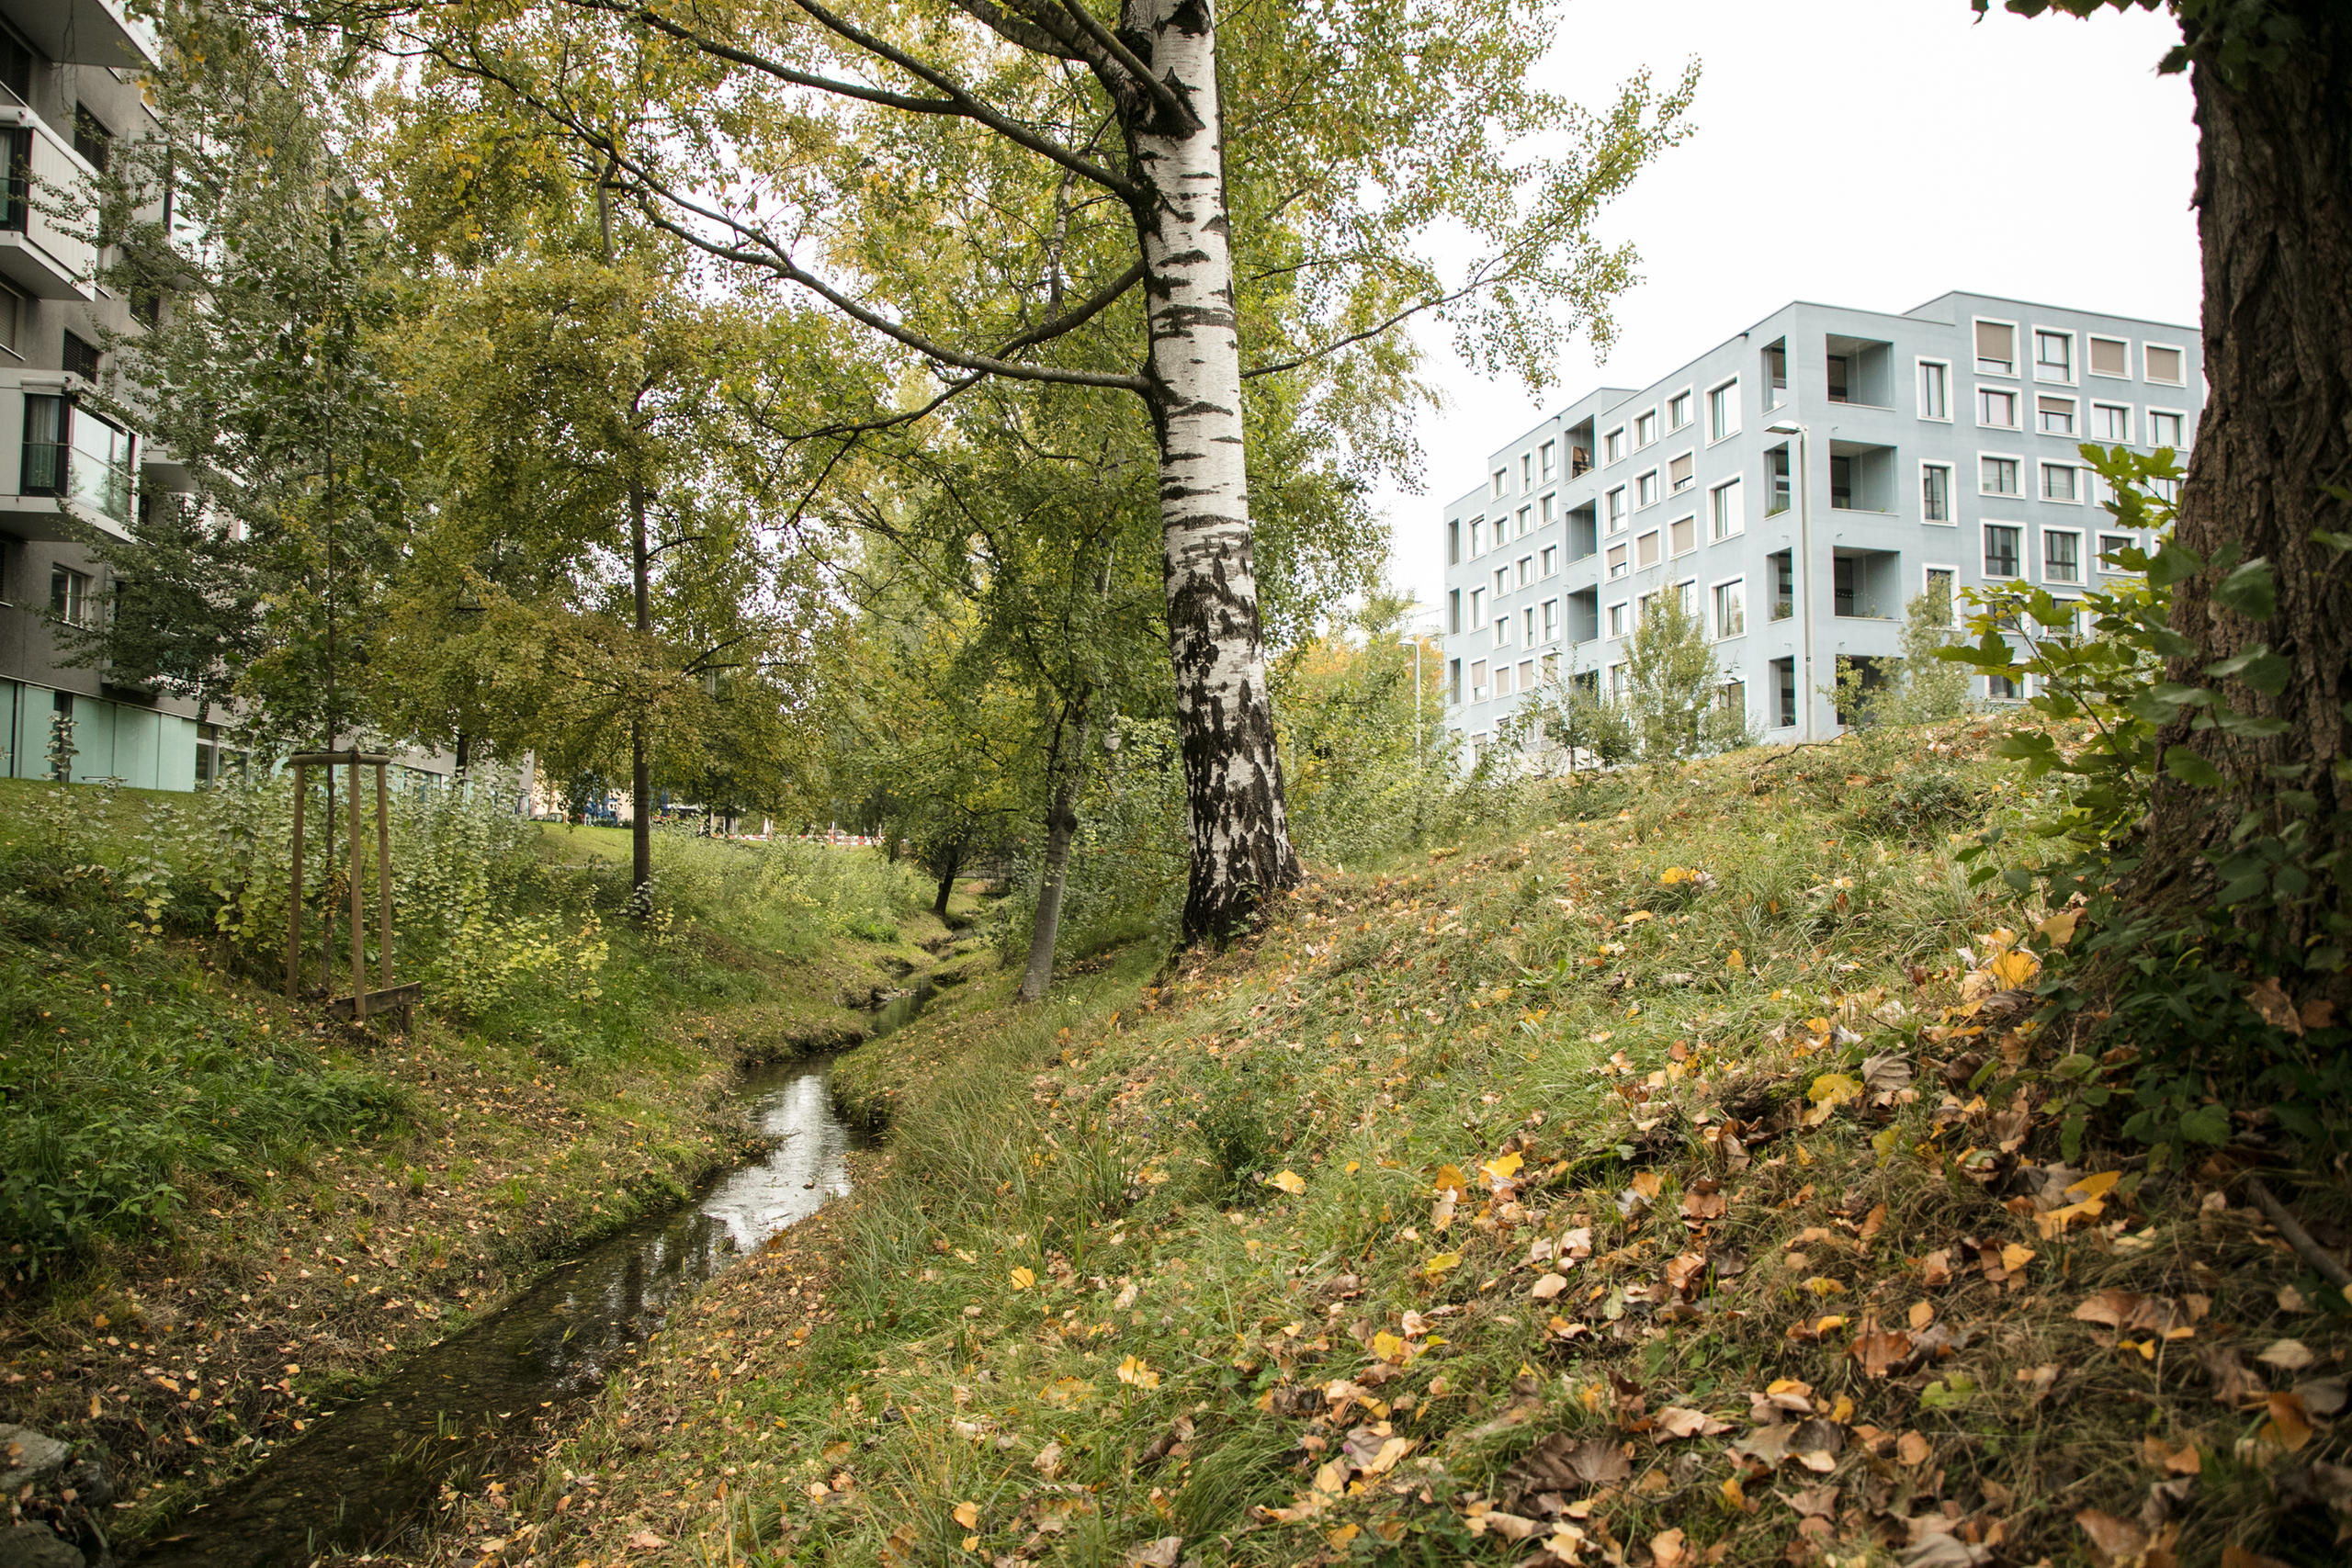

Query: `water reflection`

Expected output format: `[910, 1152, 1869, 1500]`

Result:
[133, 1058, 865, 1566]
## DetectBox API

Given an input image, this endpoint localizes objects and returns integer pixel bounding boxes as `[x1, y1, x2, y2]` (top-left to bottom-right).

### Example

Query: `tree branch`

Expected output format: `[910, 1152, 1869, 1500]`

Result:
[1047, 0, 1198, 129]
[1241, 264, 1500, 379]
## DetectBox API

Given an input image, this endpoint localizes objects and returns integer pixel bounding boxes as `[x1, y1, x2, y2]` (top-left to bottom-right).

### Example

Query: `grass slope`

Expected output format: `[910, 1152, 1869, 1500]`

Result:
[381, 729, 2352, 1568]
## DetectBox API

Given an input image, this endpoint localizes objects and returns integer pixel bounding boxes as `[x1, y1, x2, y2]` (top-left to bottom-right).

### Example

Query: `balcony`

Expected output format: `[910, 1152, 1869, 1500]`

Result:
[1824, 333, 1895, 407]
[0, 378, 134, 542]
[1832, 548, 1900, 619]
[0, 105, 96, 299]
[0, 0, 160, 69]
[1567, 586, 1599, 643]
[1828, 440, 1897, 513]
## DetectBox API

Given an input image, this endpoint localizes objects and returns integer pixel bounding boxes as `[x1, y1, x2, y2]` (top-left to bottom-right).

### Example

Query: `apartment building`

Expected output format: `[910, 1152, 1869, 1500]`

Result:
[1439, 290, 2202, 762]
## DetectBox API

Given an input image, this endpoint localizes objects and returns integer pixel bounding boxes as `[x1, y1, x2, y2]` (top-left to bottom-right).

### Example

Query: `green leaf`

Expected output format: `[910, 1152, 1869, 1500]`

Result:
[2204, 644, 2290, 695]
[2164, 749, 2225, 788]
[2177, 1103, 2231, 1145]
[2211, 558, 2278, 622]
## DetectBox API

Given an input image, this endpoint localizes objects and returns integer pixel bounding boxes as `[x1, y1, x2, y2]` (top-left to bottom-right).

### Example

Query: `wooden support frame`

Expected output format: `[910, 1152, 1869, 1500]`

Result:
[284, 750, 406, 1025]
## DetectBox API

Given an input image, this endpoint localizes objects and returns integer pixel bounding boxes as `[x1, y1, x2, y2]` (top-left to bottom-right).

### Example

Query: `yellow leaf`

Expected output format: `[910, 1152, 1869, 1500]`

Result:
[1804, 1277, 1845, 1296]
[2066, 1170, 2122, 1201]
[1809, 1073, 1862, 1106]
[962, 1537, 980, 1552]
[2001, 1243, 2035, 1273]
[1269, 1169, 1306, 1195]
[953, 1502, 980, 1529]
[1371, 1331, 1407, 1361]
[1727, 949, 1745, 971]
[2037, 908, 2080, 948]
[1116, 1355, 1160, 1390]
[1989, 949, 2039, 989]
[1430, 1164, 1467, 1196]
[1421, 1252, 1463, 1280]
[1010, 1267, 1035, 1291]
[1483, 1151, 1524, 1184]
[1344, 1160, 1361, 1175]
[1624, 909, 1654, 924]
[1660, 866, 1691, 886]
[1326, 1524, 1361, 1549]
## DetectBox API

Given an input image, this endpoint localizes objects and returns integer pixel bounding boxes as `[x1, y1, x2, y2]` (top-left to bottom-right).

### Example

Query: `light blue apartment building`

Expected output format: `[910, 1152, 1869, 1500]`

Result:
[1439, 290, 2203, 761]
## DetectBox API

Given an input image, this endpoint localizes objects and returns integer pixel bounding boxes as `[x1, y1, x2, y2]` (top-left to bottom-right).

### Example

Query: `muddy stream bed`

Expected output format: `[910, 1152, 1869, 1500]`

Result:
[130, 986, 927, 1566]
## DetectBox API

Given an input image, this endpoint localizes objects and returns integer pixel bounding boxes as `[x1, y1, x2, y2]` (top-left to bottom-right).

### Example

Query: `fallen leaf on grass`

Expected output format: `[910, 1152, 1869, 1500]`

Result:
[1651, 1527, 1690, 1566]
[1922, 1249, 1953, 1287]
[1466, 1508, 1546, 1541]
[1032, 1440, 1064, 1478]
[2257, 1338, 2315, 1372]
[1897, 1430, 1932, 1466]
[2017, 1364, 2058, 1403]
[2298, 1377, 2348, 1416]
[627, 1531, 667, 1551]
[1510, 1431, 1633, 1490]
[2142, 1435, 2201, 1475]
[1011, 1267, 1036, 1291]
[954, 1502, 980, 1529]
[1664, 1252, 1709, 1296]
[2262, 1391, 2314, 1454]
[2202, 1345, 2264, 1406]
[1127, 1536, 1183, 1567]
[1655, 1405, 1731, 1439]
[2076, 1509, 2173, 1568]
[1531, 1272, 1568, 1301]
[2247, 976, 2303, 1035]
[1421, 1252, 1462, 1280]
[1267, 1169, 1306, 1195]
[1851, 1327, 1914, 1379]
[2074, 1290, 2193, 1337]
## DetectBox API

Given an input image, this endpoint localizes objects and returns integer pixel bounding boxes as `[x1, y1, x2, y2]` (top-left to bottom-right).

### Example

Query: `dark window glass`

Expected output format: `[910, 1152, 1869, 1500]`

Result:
[73, 106, 109, 174]
[22, 390, 62, 494]
[0, 27, 30, 107]
[62, 330, 97, 380]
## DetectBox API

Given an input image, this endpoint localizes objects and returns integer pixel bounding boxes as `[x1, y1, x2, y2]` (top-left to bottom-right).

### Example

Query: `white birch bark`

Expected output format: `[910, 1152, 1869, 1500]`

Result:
[1125, 0, 1301, 938]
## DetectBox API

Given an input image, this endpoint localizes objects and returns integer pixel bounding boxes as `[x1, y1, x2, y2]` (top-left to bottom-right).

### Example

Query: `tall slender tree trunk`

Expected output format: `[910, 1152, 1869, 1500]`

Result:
[1123, 0, 1301, 942]
[628, 478, 654, 919]
[2139, 5, 2352, 1004]
[933, 837, 963, 921]
[1020, 694, 1090, 1003]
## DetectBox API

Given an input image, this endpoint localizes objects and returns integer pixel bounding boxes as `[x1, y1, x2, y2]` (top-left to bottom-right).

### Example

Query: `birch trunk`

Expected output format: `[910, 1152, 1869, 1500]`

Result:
[1124, 0, 1301, 941]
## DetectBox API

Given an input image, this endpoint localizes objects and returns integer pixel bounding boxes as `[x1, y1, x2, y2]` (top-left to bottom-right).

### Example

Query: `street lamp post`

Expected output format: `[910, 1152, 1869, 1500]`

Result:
[1766, 420, 1814, 739]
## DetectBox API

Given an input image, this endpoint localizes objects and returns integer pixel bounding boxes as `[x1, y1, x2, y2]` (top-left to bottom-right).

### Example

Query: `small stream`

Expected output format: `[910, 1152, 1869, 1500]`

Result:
[132, 986, 927, 1566]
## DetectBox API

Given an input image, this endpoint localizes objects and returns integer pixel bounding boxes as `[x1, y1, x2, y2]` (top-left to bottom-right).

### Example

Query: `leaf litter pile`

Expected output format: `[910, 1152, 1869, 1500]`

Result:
[386, 729, 2352, 1568]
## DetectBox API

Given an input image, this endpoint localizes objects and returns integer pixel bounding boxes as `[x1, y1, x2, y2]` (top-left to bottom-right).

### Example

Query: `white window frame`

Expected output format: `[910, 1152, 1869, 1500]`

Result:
[1605, 486, 1627, 532]
[2040, 461, 2084, 504]
[2146, 407, 2189, 450]
[1517, 553, 1534, 588]
[1491, 469, 1507, 499]
[1973, 315, 2019, 378]
[1919, 459, 1955, 525]
[2143, 342, 2188, 387]
[1978, 452, 2024, 497]
[1975, 386, 2019, 430]
[1541, 597, 1559, 642]
[1605, 599, 1628, 638]
[2031, 326, 2076, 385]
[1540, 494, 1555, 526]
[1470, 660, 1488, 701]
[1982, 521, 2025, 581]
[1709, 574, 1747, 641]
[2035, 393, 2079, 437]
[1709, 477, 1744, 541]
[1606, 543, 1629, 581]
[1635, 529, 1661, 570]
[1667, 388, 1694, 431]
[2089, 401, 2132, 443]
[1634, 409, 1658, 449]
[1668, 512, 1697, 558]
[2096, 532, 2138, 575]
[1540, 440, 1556, 483]
[1916, 357, 1951, 422]
[1706, 377, 1741, 443]
[1522, 604, 1537, 646]
[1668, 449, 1695, 493]
[1922, 562, 1960, 605]
[1673, 576, 1698, 616]
[1468, 586, 1485, 626]
[1494, 615, 1510, 649]
[1603, 426, 1626, 465]
[2041, 525, 2086, 585]
[1516, 505, 1532, 538]
[1635, 469, 1660, 509]
[2087, 334, 2132, 380]
[1540, 544, 1558, 578]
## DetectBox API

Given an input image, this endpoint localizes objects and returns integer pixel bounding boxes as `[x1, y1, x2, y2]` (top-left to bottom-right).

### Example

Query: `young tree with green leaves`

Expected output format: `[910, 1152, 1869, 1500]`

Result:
[290, 0, 1694, 939]
[1623, 591, 1747, 763]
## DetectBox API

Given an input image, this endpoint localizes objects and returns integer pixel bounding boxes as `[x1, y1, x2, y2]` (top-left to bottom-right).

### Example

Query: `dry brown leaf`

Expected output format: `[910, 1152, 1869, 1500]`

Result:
[1530, 1272, 1568, 1301]
[2200, 1345, 2263, 1407]
[2264, 1391, 2314, 1454]
[2246, 977, 2303, 1036]
[1664, 1252, 1708, 1296]
[1650, 1527, 1689, 1568]
[1852, 1327, 1914, 1379]
[2075, 1509, 2151, 1566]
[1128, 1538, 1183, 1568]
[1922, 1249, 1953, 1287]
[1897, 1431, 1932, 1466]
[2297, 1376, 2348, 1416]
[2017, 1364, 2058, 1403]
[1680, 1189, 1726, 1222]
[1909, 1301, 1937, 1330]
[2301, 997, 2339, 1032]
[1654, 1405, 1731, 1439]
[1860, 1202, 1888, 1241]
[2257, 1338, 2316, 1372]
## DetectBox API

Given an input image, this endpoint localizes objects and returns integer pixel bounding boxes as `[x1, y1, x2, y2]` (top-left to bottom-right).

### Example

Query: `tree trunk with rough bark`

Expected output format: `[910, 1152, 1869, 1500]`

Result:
[1019, 697, 1089, 1002]
[1121, 0, 1301, 942]
[628, 478, 654, 919]
[2139, 5, 2352, 999]
[933, 839, 962, 921]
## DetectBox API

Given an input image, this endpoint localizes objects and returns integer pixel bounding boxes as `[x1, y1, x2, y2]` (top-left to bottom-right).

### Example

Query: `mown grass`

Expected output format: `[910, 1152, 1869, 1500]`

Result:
[438, 720, 2351, 1568]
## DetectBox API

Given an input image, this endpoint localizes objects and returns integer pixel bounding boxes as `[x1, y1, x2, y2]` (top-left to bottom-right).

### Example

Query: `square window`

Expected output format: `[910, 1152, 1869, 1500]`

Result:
[1981, 457, 2020, 495]
[1668, 391, 1692, 429]
[1975, 320, 2016, 376]
[2091, 402, 2132, 442]
[1978, 388, 2018, 428]
[2089, 336, 2130, 378]
[1634, 410, 1657, 447]
[2149, 410, 2186, 448]
[1984, 524, 2021, 577]
[2044, 529, 2081, 583]
[2144, 344, 2186, 385]
[2037, 395, 2076, 435]
[1708, 379, 1740, 441]
[1922, 463, 1952, 523]
[1988, 673, 2022, 701]
[2041, 463, 2080, 502]
[1710, 478, 1744, 540]
[50, 563, 90, 626]
[2034, 329, 2074, 382]
[1918, 360, 1950, 420]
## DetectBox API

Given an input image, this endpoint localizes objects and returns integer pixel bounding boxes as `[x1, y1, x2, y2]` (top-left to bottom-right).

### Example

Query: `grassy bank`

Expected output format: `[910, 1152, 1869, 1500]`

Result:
[0, 776, 942, 1540]
[404, 721, 2350, 1568]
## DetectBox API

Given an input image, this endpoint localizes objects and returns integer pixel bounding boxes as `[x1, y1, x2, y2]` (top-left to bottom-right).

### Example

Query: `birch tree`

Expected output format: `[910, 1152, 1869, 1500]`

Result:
[302, 0, 1693, 936]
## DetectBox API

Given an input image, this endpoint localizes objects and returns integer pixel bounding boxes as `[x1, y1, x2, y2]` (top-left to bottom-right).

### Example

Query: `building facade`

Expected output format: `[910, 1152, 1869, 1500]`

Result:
[1439, 290, 2203, 762]
[0, 0, 216, 786]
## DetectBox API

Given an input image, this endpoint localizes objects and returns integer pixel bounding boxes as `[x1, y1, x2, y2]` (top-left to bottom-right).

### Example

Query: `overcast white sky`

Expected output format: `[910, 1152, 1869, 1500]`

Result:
[1374, 0, 2201, 621]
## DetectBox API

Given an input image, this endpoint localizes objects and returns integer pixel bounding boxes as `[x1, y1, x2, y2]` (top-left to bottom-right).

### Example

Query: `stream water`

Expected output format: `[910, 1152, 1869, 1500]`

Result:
[130, 986, 928, 1566]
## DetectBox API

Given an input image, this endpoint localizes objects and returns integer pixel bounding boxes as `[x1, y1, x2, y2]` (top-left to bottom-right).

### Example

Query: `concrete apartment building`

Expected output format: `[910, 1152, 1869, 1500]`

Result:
[0, 0, 218, 786]
[1438, 289, 2203, 763]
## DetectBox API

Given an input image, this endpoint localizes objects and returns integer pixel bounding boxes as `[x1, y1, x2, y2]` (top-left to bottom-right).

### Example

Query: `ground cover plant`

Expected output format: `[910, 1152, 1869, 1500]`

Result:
[0, 773, 937, 1540]
[387, 722, 2352, 1568]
